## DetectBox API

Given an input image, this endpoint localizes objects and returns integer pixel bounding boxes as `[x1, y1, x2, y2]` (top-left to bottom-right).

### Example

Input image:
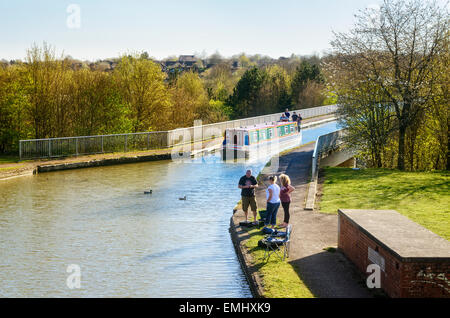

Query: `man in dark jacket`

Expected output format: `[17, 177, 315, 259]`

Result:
[238, 169, 259, 224]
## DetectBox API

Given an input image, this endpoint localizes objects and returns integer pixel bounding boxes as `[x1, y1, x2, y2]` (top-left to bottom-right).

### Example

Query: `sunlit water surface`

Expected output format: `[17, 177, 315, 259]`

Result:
[0, 121, 338, 297]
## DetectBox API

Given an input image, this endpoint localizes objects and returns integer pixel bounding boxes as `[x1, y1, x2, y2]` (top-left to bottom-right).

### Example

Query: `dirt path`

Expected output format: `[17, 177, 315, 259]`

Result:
[255, 142, 373, 298]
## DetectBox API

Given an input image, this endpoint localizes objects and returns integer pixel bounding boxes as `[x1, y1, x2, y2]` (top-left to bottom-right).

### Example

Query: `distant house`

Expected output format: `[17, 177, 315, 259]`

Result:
[164, 60, 178, 67]
[178, 55, 197, 67]
[71, 61, 84, 71]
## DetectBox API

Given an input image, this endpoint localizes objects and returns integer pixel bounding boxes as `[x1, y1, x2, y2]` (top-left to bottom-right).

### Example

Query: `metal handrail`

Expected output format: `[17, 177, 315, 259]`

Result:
[19, 104, 339, 160]
[311, 129, 345, 181]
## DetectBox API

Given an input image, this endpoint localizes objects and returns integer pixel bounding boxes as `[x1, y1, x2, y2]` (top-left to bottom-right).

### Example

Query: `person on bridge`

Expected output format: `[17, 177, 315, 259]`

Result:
[238, 169, 259, 225]
[280, 113, 289, 122]
[265, 176, 281, 229]
[292, 112, 302, 131]
[284, 108, 291, 119]
[279, 174, 295, 228]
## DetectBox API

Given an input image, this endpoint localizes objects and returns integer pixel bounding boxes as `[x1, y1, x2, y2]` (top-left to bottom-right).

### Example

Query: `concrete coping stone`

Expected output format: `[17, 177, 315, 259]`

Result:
[338, 209, 450, 262]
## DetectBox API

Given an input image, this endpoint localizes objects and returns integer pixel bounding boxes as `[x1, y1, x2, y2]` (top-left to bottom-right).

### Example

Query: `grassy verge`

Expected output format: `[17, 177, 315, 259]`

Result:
[319, 167, 450, 240]
[0, 155, 20, 164]
[241, 212, 314, 298]
[0, 164, 25, 171]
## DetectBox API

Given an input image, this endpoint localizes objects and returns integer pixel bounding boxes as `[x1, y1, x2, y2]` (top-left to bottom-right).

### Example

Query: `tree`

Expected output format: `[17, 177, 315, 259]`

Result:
[0, 64, 30, 152]
[23, 43, 78, 139]
[203, 62, 243, 102]
[327, 0, 449, 170]
[70, 69, 131, 136]
[115, 54, 172, 132]
[227, 67, 266, 118]
[257, 65, 292, 114]
[170, 71, 209, 127]
[291, 60, 323, 106]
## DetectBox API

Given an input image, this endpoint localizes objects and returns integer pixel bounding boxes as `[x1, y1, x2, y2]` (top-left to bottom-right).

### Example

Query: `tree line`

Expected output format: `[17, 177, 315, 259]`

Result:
[0, 45, 332, 154]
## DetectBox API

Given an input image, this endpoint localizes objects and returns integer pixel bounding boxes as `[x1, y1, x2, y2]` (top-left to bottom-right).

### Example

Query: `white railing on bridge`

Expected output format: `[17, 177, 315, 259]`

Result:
[19, 104, 338, 160]
[311, 129, 346, 181]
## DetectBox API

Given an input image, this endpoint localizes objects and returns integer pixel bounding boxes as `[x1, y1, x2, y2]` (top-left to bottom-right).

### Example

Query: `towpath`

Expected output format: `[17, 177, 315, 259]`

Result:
[237, 141, 374, 297]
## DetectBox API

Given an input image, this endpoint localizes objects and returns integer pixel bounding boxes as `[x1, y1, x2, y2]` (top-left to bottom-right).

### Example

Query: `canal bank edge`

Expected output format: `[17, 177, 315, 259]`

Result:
[1, 115, 335, 181]
[34, 154, 172, 173]
[228, 141, 316, 298]
[229, 216, 265, 298]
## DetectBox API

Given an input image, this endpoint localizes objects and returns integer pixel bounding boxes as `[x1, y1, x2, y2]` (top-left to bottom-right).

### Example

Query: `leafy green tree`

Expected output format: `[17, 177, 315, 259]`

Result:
[291, 60, 324, 106]
[24, 43, 71, 139]
[257, 65, 292, 114]
[0, 65, 30, 152]
[227, 67, 266, 118]
[70, 69, 131, 136]
[170, 71, 209, 127]
[115, 54, 172, 132]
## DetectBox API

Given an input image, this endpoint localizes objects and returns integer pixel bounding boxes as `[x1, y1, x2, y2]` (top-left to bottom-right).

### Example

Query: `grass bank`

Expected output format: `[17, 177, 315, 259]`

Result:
[319, 167, 450, 240]
[239, 213, 314, 298]
[0, 155, 20, 164]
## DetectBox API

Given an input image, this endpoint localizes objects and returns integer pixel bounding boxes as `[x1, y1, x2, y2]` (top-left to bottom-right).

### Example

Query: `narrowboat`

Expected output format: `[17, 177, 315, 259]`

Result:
[222, 120, 302, 160]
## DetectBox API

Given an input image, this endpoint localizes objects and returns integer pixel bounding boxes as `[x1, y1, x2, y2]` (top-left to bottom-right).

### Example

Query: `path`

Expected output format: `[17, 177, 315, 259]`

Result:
[255, 142, 373, 298]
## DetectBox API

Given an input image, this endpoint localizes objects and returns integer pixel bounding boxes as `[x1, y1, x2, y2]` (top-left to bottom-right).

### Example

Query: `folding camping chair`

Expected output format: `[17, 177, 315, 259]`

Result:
[261, 225, 292, 262]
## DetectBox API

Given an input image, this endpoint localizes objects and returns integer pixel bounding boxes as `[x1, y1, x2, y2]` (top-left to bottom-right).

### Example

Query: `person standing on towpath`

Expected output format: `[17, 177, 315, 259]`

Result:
[279, 174, 295, 228]
[238, 169, 259, 225]
[265, 176, 281, 229]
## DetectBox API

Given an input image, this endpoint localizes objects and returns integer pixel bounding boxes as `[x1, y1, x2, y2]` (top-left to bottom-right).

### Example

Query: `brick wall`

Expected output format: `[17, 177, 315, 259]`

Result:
[338, 213, 450, 298]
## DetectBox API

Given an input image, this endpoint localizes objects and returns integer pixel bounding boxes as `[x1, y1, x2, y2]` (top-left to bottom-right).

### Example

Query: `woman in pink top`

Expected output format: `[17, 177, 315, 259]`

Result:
[279, 174, 295, 228]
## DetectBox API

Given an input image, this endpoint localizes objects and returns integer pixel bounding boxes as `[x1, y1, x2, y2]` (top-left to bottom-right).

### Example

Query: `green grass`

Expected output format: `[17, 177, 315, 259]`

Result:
[0, 155, 20, 164]
[0, 164, 25, 171]
[319, 167, 450, 240]
[323, 247, 337, 253]
[242, 216, 314, 298]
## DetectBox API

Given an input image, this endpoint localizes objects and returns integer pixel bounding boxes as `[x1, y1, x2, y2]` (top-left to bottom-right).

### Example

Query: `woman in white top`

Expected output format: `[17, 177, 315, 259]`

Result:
[265, 176, 281, 229]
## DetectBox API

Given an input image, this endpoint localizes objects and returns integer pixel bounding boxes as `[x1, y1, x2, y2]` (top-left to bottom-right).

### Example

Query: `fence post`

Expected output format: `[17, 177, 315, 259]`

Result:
[48, 139, 51, 158]
[147, 133, 150, 150]
[124, 135, 127, 152]
[19, 141, 22, 161]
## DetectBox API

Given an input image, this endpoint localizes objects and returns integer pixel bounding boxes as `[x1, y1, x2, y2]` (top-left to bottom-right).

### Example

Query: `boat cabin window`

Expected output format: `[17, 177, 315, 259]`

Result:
[234, 134, 238, 145]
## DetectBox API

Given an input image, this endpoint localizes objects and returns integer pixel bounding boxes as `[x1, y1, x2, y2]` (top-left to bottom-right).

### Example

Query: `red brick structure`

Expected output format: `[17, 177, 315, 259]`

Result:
[338, 209, 450, 298]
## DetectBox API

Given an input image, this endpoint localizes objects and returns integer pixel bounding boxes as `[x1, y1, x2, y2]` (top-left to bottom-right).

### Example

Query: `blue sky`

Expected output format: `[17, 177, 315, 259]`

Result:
[1, 0, 387, 61]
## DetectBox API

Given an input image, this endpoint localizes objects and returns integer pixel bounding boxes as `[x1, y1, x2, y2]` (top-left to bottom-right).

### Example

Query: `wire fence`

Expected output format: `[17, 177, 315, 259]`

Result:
[20, 104, 338, 160]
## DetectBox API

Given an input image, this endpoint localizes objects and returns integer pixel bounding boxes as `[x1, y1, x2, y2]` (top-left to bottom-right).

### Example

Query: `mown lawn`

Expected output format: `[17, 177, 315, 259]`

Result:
[242, 221, 314, 298]
[319, 167, 450, 240]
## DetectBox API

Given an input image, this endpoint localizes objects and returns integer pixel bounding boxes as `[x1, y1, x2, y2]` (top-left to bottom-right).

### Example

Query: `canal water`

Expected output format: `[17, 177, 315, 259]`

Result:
[0, 121, 339, 297]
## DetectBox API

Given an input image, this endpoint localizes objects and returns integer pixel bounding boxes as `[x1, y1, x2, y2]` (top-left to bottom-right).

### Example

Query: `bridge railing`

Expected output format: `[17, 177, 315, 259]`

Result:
[311, 129, 346, 181]
[19, 104, 338, 160]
